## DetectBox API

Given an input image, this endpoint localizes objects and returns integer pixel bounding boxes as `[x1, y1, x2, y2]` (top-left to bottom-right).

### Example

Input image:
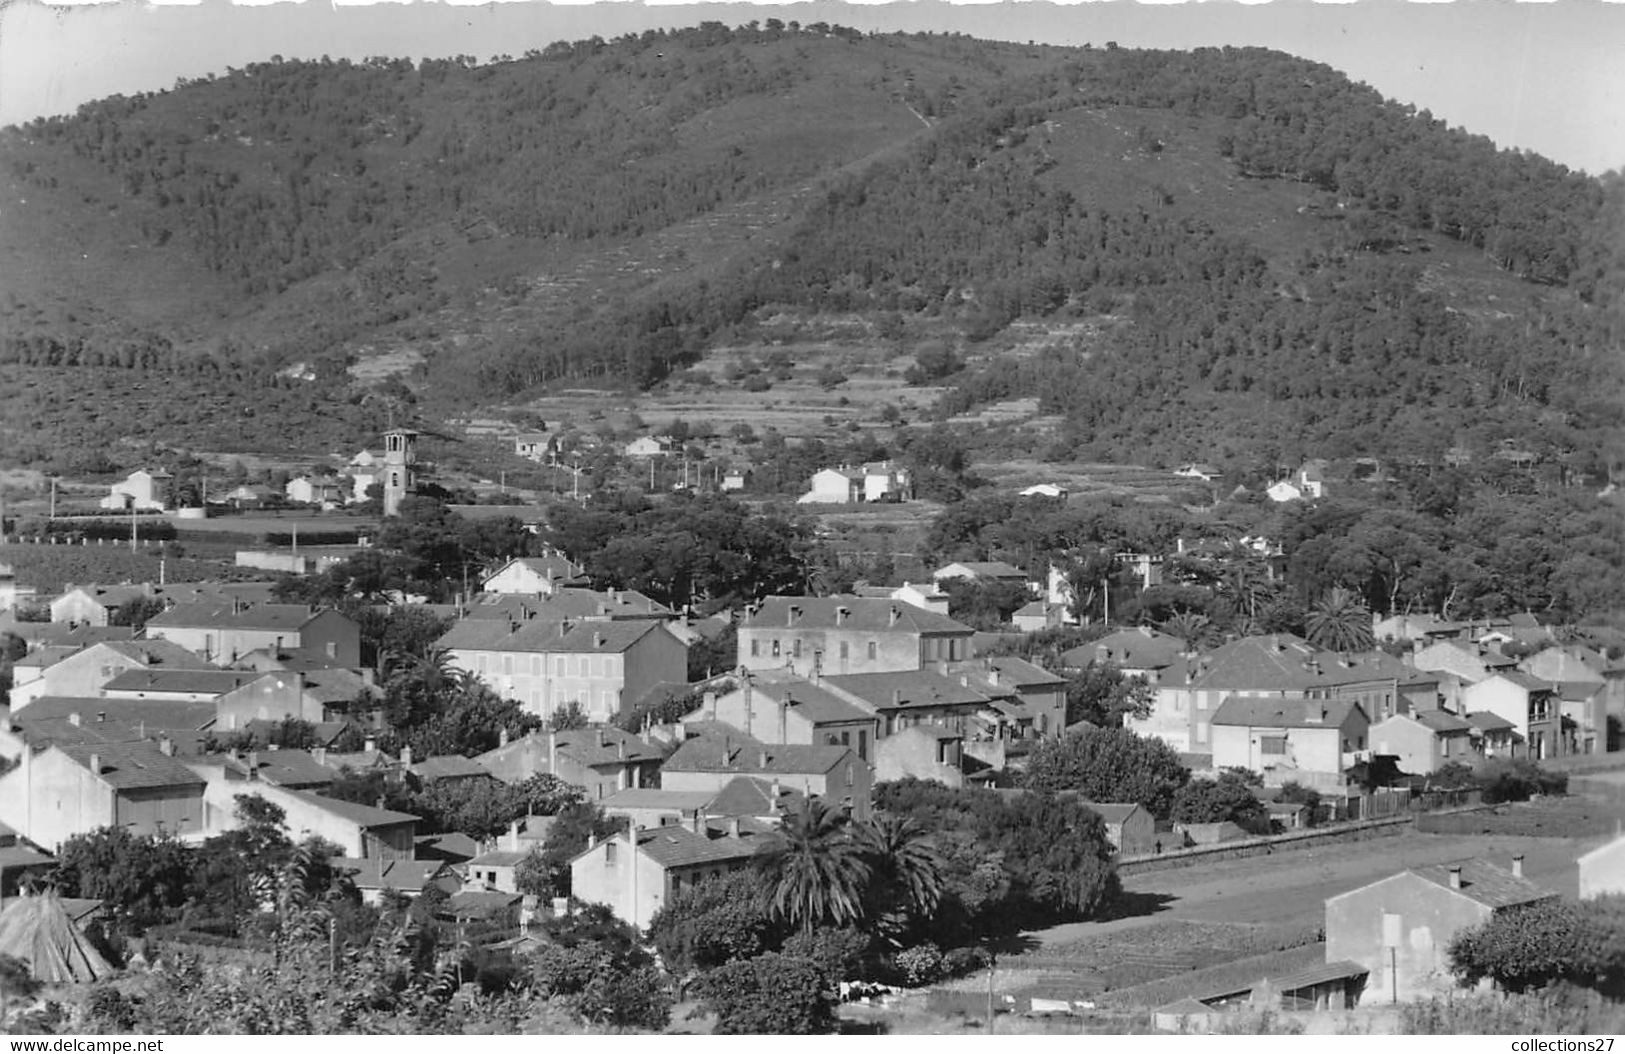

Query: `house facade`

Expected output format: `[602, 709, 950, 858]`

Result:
[98, 469, 171, 512]
[145, 604, 361, 668]
[1209, 696, 1369, 789]
[480, 554, 585, 596]
[737, 597, 974, 679]
[692, 671, 880, 763]
[1463, 673, 1565, 760]
[8, 639, 214, 712]
[1324, 859, 1555, 1004]
[1370, 710, 1476, 774]
[474, 727, 662, 801]
[660, 734, 871, 820]
[438, 618, 687, 724]
[570, 818, 767, 929]
[0, 741, 206, 852]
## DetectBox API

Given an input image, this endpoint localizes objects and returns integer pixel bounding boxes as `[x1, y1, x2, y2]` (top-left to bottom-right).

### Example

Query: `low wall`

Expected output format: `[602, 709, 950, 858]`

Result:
[1116, 816, 1414, 877]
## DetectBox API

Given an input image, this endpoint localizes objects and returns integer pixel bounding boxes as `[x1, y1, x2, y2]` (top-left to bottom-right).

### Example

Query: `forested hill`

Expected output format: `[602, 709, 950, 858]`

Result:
[2, 24, 1621, 467]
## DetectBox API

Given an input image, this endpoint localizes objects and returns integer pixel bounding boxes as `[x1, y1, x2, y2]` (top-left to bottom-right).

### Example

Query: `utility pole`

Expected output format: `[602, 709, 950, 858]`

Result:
[986, 950, 996, 1033]
[49, 476, 57, 520]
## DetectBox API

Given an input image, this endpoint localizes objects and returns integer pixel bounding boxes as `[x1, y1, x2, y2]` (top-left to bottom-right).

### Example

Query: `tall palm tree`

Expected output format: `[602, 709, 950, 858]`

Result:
[1306, 587, 1375, 652]
[1160, 611, 1211, 653]
[755, 799, 872, 934]
[859, 815, 944, 946]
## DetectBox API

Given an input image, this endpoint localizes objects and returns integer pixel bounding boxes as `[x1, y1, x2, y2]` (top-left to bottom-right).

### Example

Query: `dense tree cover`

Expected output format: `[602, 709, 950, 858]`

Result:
[925, 477, 1625, 628]
[696, 953, 837, 1035]
[1169, 772, 1272, 835]
[7, 31, 1619, 479]
[1021, 727, 1191, 818]
[531, 905, 672, 1031]
[1063, 662, 1156, 726]
[648, 871, 779, 977]
[1449, 896, 1625, 996]
[542, 491, 812, 612]
[872, 779, 1120, 940]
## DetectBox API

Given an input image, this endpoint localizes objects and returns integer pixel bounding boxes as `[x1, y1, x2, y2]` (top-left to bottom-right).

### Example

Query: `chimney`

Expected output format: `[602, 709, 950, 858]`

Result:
[499, 728, 510, 748]
[88, 752, 101, 775]
[313, 746, 327, 767]
[770, 777, 782, 814]
[507, 820, 521, 852]
[835, 606, 849, 627]
[889, 605, 901, 627]
[68, 712, 82, 727]
[703, 690, 717, 719]
[598, 728, 608, 749]
[1512, 855, 1524, 879]
[691, 810, 704, 834]
[758, 748, 769, 769]
[1306, 702, 1324, 723]
[728, 817, 741, 839]
[587, 833, 598, 850]
[364, 736, 377, 754]
[247, 750, 259, 772]
[937, 658, 949, 677]
[158, 735, 174, 756]
[401, 745, 413, 768]
[960, 673, 970, 687]
[787, 604, 800, 626]
[1448, 866, 1462, 890]
[617, 739, 627, 760]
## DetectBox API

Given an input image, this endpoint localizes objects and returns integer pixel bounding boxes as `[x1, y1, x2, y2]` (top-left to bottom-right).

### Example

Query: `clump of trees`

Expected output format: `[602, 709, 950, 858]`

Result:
[1449, 895, 1625, 998]
[1022, 726, 1190, 818]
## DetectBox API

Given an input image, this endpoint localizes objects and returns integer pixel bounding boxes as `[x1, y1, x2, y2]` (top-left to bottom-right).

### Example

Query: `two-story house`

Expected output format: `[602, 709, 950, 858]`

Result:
[1463, 672, 1566, 760]
[437, 618, 687, 724]
[145, 603, 361, 668]
[8, 639, 214, 712]
[690, 670, 880, 764]
[480, 554, 587, 596]
[737, 597, 974, 678]
[1130, 635, 1399, 756]
[570, 816, 771, 929]
[474, 727, 662, 801]
[1209, 696, 1370, 789]
[660, 731, 870, 820]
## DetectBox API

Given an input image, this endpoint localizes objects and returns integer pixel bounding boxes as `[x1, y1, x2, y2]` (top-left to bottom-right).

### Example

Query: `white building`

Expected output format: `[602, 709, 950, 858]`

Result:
[98, 469, 171, 512]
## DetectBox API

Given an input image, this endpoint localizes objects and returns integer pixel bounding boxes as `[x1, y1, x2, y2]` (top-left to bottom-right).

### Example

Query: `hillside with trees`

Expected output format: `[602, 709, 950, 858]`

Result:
[2, 25, 1621, 472]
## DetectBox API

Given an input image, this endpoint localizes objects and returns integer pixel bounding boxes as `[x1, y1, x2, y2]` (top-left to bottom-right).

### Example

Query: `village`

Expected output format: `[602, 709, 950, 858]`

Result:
[0, 425, 1622, 1035]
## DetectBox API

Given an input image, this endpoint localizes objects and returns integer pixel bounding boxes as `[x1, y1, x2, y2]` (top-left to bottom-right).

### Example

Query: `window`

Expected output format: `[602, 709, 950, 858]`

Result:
[839, 641, 849, 659]
[771, 639, 781, 658]
[578, 657, 589, 676]
[532, 656, 542, 676]
[751, 639, 761, 657]
[671, 874, 682, 894]
[604, 843, 617, 865]
[556, 658, 566, 676]
[793, 639, 802, 658]
[826, 733, 840, 746]
[1261, 736, 1287, 755]
[846, 764, 855, 786]
[840, 731, 851, 746]
[503, 655, 514, 676]
[326, 642, 337, 658]
[867, 642, 877, 660]
[858, 730, 868, 760]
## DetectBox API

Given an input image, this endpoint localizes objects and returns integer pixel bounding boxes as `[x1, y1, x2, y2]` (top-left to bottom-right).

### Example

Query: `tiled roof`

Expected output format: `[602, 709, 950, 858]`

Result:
[466, 849, 531, 868]
[1496, 671, 1557, 692]
[1467, 711, 1519, 733]
[742, 596, 972, 636]
[1187, 635, 1403, 692]
[1211, 696, 1365, 730]
[410, 755, 492, 781]
[536, 587, 671, 619]
[101, 639, 216, 670]
[1080, 802, 1144, 825]
[663, 736, 849, 776]
[553, 726, 664, 766]
[1410, 859, 1557, 909]
[936, 561, 1027, 579]
[1, 625, 137, 649]
[1063, 628, 1187, 671]
[704, 775, 806, 818]
[600, 788, 717, 813]
[13, 645, 83, 670]
[102, 668, 264, 695]
[284, 789, 418, 828]
[735, 671, 875, 725]
[1412, 710, 1474, 734]
[823, 669, 990, 711]
[146, 602, 322, 632]
[970, 655, 1066, 689]
[196, 750, 338, 788]
[18, 696, 217, 733]
[627, 822, 770, 870]
[437, 617, 670, 655]
[59, 741, 205, 790]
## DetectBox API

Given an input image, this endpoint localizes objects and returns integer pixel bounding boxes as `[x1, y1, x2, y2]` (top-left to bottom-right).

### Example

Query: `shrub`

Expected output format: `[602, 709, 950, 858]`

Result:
[781, 926, 869, 984]
[895, 942, 947, 987]
[942, 945, 991, 978]
[698, 953, 837, 1035]
[1481, 759, 1568, 804]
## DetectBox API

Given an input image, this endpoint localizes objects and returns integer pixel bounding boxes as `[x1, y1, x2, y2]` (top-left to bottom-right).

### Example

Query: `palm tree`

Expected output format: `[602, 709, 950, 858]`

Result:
[1306, 587, 1375, 652]
[755, 799, 871, 934]
[859, 815, 944, 946]
[1160, 611, 1211, 653]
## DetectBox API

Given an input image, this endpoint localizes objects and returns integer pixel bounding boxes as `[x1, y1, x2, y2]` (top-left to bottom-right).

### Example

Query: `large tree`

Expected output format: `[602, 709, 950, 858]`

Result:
[1021, 727, 1190, 817]
[754, 798, 872, 934]
[1305, 586, 1375, 652]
